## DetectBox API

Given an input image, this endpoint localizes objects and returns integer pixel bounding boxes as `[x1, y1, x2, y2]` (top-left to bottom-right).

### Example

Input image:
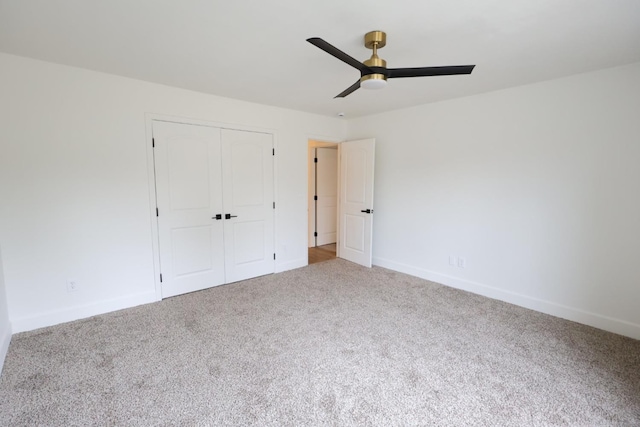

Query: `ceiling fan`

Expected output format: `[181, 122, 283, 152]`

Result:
[307, 31, 475, 98]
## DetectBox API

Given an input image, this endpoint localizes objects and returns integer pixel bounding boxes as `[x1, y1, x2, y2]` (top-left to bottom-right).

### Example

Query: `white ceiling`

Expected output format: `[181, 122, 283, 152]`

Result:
[1, 0, 639, 118]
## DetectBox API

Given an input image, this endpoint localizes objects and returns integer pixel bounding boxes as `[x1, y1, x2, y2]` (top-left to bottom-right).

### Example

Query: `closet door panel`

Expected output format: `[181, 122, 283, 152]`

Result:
[221, 129, 274, 283]
[153, 121, 225, 298]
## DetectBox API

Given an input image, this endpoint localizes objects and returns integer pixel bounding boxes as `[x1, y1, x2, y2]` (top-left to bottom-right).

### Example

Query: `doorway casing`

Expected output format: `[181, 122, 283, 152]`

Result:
[308, 140, 340, 250]
[307, 137, 376, 268]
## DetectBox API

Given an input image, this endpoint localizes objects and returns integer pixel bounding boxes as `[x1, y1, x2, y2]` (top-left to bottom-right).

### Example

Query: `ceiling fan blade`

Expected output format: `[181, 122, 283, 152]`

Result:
[307, 38, 373, 74]
[388, 65, 476, 78]
[334, 80, 361, 98]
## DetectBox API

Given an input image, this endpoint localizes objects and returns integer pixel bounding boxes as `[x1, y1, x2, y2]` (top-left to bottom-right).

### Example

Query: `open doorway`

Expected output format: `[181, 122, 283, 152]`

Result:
[308, 140, 339, 264]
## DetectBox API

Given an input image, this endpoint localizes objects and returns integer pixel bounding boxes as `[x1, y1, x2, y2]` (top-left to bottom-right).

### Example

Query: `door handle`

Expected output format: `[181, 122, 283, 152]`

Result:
[213, 214, 222, 220]
[225, 214, 238, 219]
[360, 209, 374, 214]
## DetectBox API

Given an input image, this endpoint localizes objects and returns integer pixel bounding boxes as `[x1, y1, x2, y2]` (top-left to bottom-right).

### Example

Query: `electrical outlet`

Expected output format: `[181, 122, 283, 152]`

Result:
[66, 279, 78, 292]
[449, 255, 457, 266]
[457, 257, 466, 269]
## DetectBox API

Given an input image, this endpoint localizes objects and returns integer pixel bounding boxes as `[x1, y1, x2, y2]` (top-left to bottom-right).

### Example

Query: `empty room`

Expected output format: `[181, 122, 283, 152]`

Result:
[0, 1, 639, 425]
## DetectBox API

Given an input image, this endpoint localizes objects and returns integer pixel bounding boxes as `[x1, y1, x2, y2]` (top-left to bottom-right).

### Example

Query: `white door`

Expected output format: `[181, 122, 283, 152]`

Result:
[221, 129, 275, 283]
[316, 147, 338, 246]
[153, 121, 225, 298]
[339, 138, 375, 267]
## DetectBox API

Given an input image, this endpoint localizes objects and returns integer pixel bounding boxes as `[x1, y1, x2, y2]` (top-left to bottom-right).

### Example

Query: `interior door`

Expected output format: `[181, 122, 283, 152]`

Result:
[316, 147, 338, 246]
[153, 121, 225, 298]
[221, 129, 275, 283]
[338, 138, 375, 267]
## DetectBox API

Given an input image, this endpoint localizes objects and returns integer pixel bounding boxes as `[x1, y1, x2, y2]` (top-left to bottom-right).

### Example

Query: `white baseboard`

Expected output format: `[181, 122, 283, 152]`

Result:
[0, 321, 12, 375]
[275, 258, 307, 273]
[11, 291, 158, 334]
[373, 256, 640, 340]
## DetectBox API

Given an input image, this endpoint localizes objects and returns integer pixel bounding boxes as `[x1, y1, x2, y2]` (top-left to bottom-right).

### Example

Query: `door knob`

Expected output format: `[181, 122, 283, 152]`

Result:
[213, 214, 222, 220]
[225, 214, 238, 219]
[360, 209, 374, 214]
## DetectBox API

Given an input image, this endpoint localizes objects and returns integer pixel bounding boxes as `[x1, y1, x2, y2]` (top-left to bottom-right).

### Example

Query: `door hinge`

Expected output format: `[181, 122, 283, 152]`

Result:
[152, 138, 155, 148]
[160, 274, 163, 283]
[272, 148, 275, 156]
[273, 253, 276, 260]
[314, 157, 318, 163]
[314, 195, 317, 201]
[314, 232, 318, 237]
[156, 207, 159, 217]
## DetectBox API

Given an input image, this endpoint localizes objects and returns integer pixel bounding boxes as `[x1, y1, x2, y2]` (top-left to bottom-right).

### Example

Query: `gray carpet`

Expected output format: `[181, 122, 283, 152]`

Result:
[1, 259, 639, 426]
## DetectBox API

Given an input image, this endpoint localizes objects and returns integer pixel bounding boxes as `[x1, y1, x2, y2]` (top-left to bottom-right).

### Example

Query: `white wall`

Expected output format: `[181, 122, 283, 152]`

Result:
[348, 62, 640, 339]
[2, 50, 638, 340]
[0, 244, 11, 372]
[0, 53, 346, 333]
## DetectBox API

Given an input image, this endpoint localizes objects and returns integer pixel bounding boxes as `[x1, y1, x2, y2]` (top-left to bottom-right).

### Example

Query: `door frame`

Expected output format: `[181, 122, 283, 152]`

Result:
[307, 138, 342, 261]
[145, 113, 278, 300]
[307, 140, 339, 250]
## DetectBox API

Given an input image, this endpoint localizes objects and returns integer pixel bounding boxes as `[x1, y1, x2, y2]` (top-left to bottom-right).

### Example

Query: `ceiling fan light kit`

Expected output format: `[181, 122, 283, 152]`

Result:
[307, 30, 475, 98]
[360, 74, 387, 90]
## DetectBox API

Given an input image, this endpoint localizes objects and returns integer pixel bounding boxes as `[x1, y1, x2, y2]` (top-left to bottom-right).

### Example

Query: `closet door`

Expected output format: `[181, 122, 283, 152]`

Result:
[153, 121, 225, 298]
[221, 129, 275, 283]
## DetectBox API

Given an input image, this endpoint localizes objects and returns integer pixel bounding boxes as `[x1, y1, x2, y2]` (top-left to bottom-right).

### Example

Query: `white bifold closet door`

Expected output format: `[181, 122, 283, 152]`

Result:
[153, 121, 274, 298]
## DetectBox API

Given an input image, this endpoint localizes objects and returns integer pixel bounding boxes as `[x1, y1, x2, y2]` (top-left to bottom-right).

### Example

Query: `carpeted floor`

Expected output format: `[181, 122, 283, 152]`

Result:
[1, 259, 639, 426]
